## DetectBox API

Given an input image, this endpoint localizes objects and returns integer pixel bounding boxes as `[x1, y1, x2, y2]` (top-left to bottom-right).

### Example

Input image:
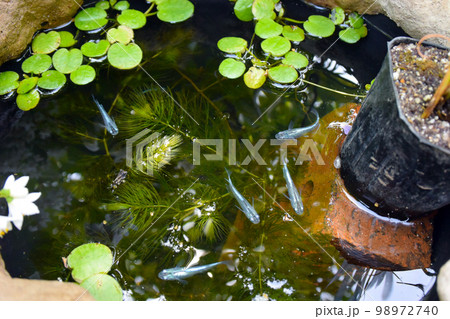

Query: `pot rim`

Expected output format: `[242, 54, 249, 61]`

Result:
[387, 36, 450, 155]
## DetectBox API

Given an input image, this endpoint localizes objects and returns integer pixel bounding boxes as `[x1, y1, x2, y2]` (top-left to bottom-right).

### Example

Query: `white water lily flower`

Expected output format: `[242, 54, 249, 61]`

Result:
[1, 175, 41, 230]
[0, 215, 13, 237]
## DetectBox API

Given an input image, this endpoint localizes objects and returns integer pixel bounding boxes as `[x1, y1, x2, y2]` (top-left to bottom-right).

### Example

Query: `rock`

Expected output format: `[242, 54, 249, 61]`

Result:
[438, 259, 450, 300]
[304, 0, 450, 44]
[0, 0, 83, 66]
[0, 253, 94, 301]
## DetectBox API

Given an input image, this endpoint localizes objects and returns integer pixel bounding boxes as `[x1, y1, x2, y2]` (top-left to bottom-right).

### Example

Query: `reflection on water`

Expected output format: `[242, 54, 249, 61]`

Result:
[0, 0, 431, 301]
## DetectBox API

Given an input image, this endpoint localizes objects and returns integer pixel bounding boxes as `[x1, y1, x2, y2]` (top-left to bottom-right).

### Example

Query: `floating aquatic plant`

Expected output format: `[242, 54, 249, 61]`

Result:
[217, 2, 368, 88]
[0, 0, 195, 111]
[67, 243, 122, 301]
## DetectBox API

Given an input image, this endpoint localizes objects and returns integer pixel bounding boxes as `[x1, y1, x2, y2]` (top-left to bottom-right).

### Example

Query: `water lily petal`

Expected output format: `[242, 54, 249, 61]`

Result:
[0, 215, 13, 235]
[11, 216, 24, 230]
[3, 175, 15, 189]
[9, 198, 40, 216]
[13, 176, 30, 189]
[26, 192, 41, 202]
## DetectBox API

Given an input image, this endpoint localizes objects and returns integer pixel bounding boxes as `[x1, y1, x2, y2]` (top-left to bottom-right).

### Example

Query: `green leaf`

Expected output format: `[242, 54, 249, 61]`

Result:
[80, 274, 122, 301]
[110, 0, 118, 6]
[349, 12, 363, 29]
[117, 9, 147, 29]
[67, 243, 113, 283]
[339, 28, 361, 44]
[74, 7, 108, 31]
[234, 0, 253, 22]
[0, 71, 20, 95]
[355, 25, 368, 38]
[261, 36, 291, 56]
[96, 1, 110, 10]
[243, 67, 266, 89]
[37, 70, 66, 90]
[282, 25, 305, 42]
[113, 0, 130, 10]
[282, 51, 308, 69]
[217, 37, 247, 54]
[157, 0, 194, 23]
[219, 58, 246, 79]
[304, 15, 335, 38]
[107, 25, 134, 44]
[58, 31, 77, 48]
[107, 43, 143, 69]
[31, 31, 61, 54]
[268, 65, 298, 83]
[17, 77, 38, 94]
[70, 65, 96, 85]
[16, 90, 40, 111]
[252, 0, 275, 20]
[330, 7, 345, 25]
[58, 31, 78, 48]
[52, 48, 83, 74]
[21, 54, 52, 74]
[255, 18, 283, 39]
[81, 40, 111, 58]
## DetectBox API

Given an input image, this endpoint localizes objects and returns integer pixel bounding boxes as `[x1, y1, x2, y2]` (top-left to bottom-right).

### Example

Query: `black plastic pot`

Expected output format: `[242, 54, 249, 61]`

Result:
[339, 37, 450, 219]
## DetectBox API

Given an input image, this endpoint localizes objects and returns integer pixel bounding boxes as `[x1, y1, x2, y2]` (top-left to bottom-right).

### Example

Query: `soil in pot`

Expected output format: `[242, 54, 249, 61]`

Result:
[391, 43, 449, 150]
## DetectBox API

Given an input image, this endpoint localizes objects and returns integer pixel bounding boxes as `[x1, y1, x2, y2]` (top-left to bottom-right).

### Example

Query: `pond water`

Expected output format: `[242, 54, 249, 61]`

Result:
[0, 0, 437, 300]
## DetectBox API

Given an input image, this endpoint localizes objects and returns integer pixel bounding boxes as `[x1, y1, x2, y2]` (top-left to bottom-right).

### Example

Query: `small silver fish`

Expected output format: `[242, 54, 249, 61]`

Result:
[158, 261, 230, 284]
[275, 109, 320, 140]
[225, 168, 260, 224]
[92, 95, 119, 136]
[282, 160, 304, 215]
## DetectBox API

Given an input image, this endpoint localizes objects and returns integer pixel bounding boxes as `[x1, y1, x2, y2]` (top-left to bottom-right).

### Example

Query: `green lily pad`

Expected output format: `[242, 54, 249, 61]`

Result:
[234, 0, 253, 22]
[243, 67, 266, 89]
[107, 43, 143, 69]
[70, 65, 96, 85]
[261, 36, 291, 56]
[255, 18, 283, 39]
[32, 31, 61, 54]
[80, 274, 122, 301]
[282, 25, 305, 42]
[217, 37, 247, 54]
[117, 9, 147, 29]
[53, 48, 83, 74]
[0, 71, 20, 95]
[74, 7, 108, 31]
[59, 31, 77, 48]
[330, 7, 345, 25]
[16, 89, 40, 111]
[157, 0, 194, 23]
[304, 15, 335, 38]
[349, 12, 364, 29]
[219, 58, 246, 79]
[268, 65, 298, 84]
[355, 25, 368, 38]
[17, 77, 38, 94]
[282, 51, 308, 69]
[252, 0, 275, 20]
[81, 40, 111, 58]
[38, 70, 66, 90]
[113, 0, 129, 10]
[107, 25, 134, 44]
[339, 28, 361, 44]
[21, 54, 52, 74]
[96, 0, 110, 10]
[67, 243, 113, 283]
[110, 0, 117, 5]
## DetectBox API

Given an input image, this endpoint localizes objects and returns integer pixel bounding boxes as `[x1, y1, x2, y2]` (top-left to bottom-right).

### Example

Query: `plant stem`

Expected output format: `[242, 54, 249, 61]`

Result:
[301, 79, 366, 98]
[144, 3, 155, 15]
[281, 17, 304, 24]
